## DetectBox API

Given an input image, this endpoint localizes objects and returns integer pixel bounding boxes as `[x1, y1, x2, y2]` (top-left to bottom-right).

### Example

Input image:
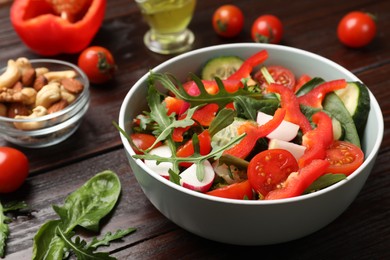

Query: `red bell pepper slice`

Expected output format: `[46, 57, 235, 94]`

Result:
[164, 96, 190, 116]
[298, 111, 334, 167]
[265, 159, 330, 200]
[298, 79, 347, 108]
[176, 130, 212, 167]
[206, 180, 253, 200]
[267, 83, 312, 134]
[183, 79, 244, 96]
[227, 50, 269, 81]
[224, 108, 286, 159]
[10, 0, 106, 56]
[294, 74, 312, 93]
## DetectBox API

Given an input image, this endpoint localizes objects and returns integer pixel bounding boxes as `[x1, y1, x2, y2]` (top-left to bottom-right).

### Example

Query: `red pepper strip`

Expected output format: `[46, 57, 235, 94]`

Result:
[294, 74, 312, 93]
[224, 108, 286, 159]
[298, 79, 347, 108]
[267, 83, 312, 134]
[183, 79, 243, 96]
[298, 111, 334, 168]
[227, 50, 269, 81]
[10, 0, 106, 56]
[176, 130, 212, 167]
[265, 159, 330, 200]
[207, 180, 253, 200]
[172, 103, 219, 142]
[164, 96, 190, 116]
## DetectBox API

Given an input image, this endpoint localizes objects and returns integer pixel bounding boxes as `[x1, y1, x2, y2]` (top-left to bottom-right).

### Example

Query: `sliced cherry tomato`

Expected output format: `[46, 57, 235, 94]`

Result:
[251, 15, 283, 44]
[78, 46, 116, 84]
[298, 79, 347, 108]
[254, 65, 295, 90]
[248, 149, 299, 198]
[325, 140, 364, 175]
[212, 5, 244, 38]
[265, 159, 330, 200]
[337, 11, 377, 48]
[0, 147, 29, 193]
[131, 133, 162, 154]
[207, 180, 253, 200]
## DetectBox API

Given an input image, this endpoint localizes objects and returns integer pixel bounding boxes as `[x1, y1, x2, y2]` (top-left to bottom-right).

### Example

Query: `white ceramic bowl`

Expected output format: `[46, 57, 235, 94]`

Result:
[0, 59, 90, 148]
[118, 43, 383, 245]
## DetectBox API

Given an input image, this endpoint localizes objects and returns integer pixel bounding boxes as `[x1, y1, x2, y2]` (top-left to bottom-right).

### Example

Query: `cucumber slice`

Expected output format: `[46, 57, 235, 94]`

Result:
[323, 92, 361, 147]
[335, 81, 370, 138]
[211, 117, 247, 149]
[295, 77, 325, 96]
[332, 117, 345, 141]
[201, 56, 244, 80]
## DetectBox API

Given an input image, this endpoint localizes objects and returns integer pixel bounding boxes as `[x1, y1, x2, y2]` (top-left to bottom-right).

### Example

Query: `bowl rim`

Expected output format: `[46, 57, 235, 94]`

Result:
[0, 59, 90, 124]
[119, 43, 384, 205]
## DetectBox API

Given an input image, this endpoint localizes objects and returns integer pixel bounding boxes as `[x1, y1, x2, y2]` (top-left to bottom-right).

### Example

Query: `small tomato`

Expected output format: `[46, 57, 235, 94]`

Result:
[78, 46, 116, 84]
[0, 147, 29, 193]
[212, 5, 244, 38]
[251, 15, 283, 44]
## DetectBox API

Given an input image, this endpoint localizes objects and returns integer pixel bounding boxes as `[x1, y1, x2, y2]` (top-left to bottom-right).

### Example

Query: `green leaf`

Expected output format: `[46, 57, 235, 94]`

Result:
[304, 173, 347, 194]
[32, 220, 67, 260]
[208, 108, 237, 137]
[2, 201, 28, 212]
[53, 170, 121, 234]
[0, 202, 10, 258]
[88, 228, 136, 249]
[150, 72, 263, 109]
[233, 96, 279, 121]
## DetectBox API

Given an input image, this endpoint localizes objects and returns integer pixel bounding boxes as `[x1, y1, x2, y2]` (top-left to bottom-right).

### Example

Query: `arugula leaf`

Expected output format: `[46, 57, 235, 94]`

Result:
[150, 72, 263, 108]
[0, 202, 10, 258]
[33, 171, 136, 260]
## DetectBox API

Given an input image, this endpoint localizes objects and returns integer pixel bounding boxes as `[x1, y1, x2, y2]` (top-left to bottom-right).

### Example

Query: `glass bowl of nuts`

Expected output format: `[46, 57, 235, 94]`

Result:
[0, 58, 90, 148]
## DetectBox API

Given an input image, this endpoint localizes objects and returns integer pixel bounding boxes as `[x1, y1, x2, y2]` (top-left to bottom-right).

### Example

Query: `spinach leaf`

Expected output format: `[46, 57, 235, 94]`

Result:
[33, 170, 135, 260]
[0, 202, 10, 258]
[233, 96, 279, 121]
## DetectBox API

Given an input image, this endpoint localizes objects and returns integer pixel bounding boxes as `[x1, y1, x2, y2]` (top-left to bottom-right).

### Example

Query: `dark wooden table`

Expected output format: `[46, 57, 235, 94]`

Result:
[1, 0, 389, 259]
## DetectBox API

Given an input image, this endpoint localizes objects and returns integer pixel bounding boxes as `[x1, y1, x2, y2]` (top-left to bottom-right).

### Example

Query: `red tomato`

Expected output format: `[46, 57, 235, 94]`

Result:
[207, 180, 253, 200]
[247, 149, 299, 197]
[212, 5, 244, 38]
[337, 11, 377, 48]
[78, 46, 116, 84]
[251, 15, 283, 44]
[131, 133, 162, 154]
[0, 147, 29, 193]
[254, 65, 296, 90]
[325, 141, 364, 175]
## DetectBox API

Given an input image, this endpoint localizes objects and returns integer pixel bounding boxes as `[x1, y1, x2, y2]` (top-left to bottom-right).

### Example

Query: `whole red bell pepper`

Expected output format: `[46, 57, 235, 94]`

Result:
[10, 0, 106, 56]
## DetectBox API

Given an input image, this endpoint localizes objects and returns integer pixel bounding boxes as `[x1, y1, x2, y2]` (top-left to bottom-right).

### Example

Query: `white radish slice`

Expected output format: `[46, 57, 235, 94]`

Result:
[180, 160, 215, 192]
[144, 145, 173, 179]
[268, 138, 306, 161]
[257, 111, 300, 141]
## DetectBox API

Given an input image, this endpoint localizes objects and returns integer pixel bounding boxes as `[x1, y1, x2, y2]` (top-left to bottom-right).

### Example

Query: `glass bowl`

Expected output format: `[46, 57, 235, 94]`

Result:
[0, 59, 90, 148]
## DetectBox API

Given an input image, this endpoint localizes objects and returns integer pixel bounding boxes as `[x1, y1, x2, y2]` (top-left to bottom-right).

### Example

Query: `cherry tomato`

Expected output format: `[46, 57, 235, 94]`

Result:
[247, 149, 299, 197]
[325, 141, 364, 176]
[337, 11, 377, 48]
[251, 15, 283, 44]
[78, 46, 116, 84]
[131, 133, 162, 154]
[0, 147, 29, 193]
[254, 65, 296, 89]
[212, 5, 244, 38]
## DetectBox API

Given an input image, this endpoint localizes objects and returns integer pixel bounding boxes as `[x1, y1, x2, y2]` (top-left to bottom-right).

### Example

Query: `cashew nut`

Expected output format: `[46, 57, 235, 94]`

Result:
[44, 70, 77, 82]
[35, 67, 49, 77]
[0, 59, 21, 89]
[21, 87, 37, 105]
[60, 85, 76, 104]
[35, 82, 61, 108]
[15, 57, 32, 73]
[14, 106, 48, 130]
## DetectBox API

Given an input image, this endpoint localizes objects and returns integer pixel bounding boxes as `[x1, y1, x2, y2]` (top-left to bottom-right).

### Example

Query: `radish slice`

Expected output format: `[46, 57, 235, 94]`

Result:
[144, 145, 172, 179]
[257, 111, 300, 141]
[180, 160, 215, 192]
[268, 139, 306, 161]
